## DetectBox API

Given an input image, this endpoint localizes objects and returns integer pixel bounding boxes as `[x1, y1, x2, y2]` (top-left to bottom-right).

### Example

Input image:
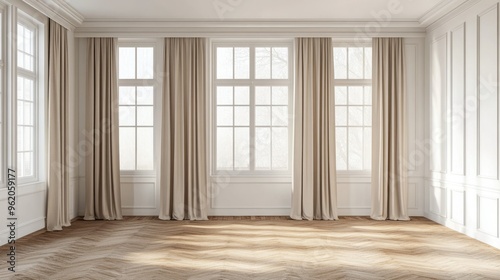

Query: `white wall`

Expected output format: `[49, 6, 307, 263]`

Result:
[426, 0, 500, 249]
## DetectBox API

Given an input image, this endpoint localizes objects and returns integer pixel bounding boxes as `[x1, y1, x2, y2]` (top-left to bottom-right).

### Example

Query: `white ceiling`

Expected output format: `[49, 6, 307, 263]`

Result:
[65, 0, 444, 21]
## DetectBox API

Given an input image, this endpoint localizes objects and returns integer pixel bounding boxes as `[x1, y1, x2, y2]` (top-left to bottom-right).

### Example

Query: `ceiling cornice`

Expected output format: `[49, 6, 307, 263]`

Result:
[419, 0, 482, 27]
[22, 0, 84, 30]
[74, 20, 426, 38]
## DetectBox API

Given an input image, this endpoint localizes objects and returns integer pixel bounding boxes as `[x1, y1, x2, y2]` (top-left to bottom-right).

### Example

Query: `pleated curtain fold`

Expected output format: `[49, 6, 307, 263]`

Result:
[291, 38, 338, 220]
[84, 38, 123, 221]
[46, 20, 70, 231]
[371, 38, 410, 221]
[159, 38, 208, 221]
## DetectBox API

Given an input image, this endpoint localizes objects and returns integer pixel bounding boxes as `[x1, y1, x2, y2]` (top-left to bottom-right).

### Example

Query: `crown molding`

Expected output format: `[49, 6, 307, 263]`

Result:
[74, 20, 426, 38]
[419, 0, 482, 28]
[21, 0, 83, 30]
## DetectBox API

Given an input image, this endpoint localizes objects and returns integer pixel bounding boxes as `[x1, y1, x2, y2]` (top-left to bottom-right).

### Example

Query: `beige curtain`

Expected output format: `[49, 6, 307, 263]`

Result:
[159, 38, 208, 220]
[46, 20, 70, 231]
[84, 38, 122, 221]
[291, 38, 338, 220]
[371, 38, 410, 221]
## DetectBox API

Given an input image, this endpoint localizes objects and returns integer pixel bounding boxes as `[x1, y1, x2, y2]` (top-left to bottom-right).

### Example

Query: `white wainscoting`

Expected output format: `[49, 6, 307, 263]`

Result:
[0, 183, 46, 246]
[426, 0, 500, 249]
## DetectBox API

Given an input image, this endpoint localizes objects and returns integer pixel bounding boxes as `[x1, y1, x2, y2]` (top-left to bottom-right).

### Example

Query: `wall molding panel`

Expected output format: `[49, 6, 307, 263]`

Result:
[426, 0, 500, 250]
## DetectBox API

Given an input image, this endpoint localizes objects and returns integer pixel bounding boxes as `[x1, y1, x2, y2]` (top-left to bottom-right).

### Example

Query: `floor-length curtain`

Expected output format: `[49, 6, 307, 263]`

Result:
[46, 20, 70, 231]
[84, 38, 122, 221]
[159, 38, 208, 220]
[291, 38, 338, 221]
[371, 38, 410, 221]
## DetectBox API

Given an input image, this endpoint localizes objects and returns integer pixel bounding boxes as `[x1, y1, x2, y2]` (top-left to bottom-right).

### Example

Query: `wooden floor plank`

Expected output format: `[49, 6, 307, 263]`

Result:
[1, 216, 499, 279]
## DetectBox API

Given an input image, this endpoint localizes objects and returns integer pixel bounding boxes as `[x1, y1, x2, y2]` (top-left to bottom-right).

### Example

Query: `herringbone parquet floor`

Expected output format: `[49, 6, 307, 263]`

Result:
[1, 216, 500, 279]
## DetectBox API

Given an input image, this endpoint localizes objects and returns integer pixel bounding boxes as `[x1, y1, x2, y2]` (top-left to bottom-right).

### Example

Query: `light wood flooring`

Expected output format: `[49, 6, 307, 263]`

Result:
[1, 216, 500, 279]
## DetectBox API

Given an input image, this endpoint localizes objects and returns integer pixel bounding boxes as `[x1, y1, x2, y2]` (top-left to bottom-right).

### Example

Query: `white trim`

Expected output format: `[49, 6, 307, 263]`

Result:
[424, 0, 485, 31]
[74, 20, 426, 38]
[19, 0, 83, 30]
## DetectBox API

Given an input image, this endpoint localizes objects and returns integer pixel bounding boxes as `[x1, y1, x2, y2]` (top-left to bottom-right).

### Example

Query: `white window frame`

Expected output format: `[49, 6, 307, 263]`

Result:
[211, 40, 294, 177]
[117, 39, 159, 176]
[16, 13, 43, 185]
[333, 40, 372, 175]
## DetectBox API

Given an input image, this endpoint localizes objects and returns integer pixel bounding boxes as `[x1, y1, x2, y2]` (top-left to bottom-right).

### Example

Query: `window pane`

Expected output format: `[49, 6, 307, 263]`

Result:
[272, 106, 288, 126]
[24, 127, 33, 151]
[364, 128, 372, 170]
[217, 86, 233, 105]
[348, 106, 363, 126]
[17, 126, 23, 152]
[23, 152, 33, 177]
[119, 86, 135, 105]
[137, 106, 154, 126]
[364, 47, 372, 79]
[234, 127, 249, 170]
[348, 86, 363, 105]
[334, 48, 347, 79]
[217, 107, 233, 126]
[272, 86, 288, 105]
[348, 128, 363, 170]
[336, 127, 347, 170]
[24, 102, 33, 126]
[137, 127, 154, 170]
[234, 47, 249, 79]
[272, 47, 288, 79]
[137, 86, 154, 105]
[119, 127, 136, 170]
[119, 47, 135, 79]
[364, 106, 372, 126]
[17, 76, 24, 100]
[272, 127, 288, 170]
[217, 47, 233, 79]
[255, 86, 271, 105]
[137, 47, 154, 79]
[255, 127, 271, 170]
[24, 78, 33, 101]
[17, 101, 24, 125]
[255, 47, 271, 79]
[335, 86, 347, 105]
[119, 106, 135, 126]
[234, 106, 249, 126]
[17, 152, 24, 177]
[364, 86, 372, 105]
[217, 127, 233, 170]
[234, 87, 249, 105]
[255, 106, 271, 126]
[335, 106, 347, 126]
[348, 47, 363, 79]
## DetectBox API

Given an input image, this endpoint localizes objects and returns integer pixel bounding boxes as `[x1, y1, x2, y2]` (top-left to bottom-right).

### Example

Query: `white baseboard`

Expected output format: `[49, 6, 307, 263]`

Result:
[0, 217, 45, 246]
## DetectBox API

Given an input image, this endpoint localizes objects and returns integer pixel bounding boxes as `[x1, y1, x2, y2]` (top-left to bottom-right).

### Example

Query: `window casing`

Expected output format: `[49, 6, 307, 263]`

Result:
[333, 42, 372, 172]
[212, 41, 293, 176]
[118, 42, 156, 172]
[16, 16, 40, 182]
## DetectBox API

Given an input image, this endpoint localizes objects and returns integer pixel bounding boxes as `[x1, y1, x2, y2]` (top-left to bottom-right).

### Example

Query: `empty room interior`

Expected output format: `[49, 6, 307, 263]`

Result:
[1, 0, 500, 278]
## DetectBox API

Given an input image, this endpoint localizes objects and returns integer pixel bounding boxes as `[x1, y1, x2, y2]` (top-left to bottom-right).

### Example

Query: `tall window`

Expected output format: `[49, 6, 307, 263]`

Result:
[333, 43, 372, 171]
[213, 43, 292, 174]
[118, 44, 155, 171]
[16, 20, 38, 179]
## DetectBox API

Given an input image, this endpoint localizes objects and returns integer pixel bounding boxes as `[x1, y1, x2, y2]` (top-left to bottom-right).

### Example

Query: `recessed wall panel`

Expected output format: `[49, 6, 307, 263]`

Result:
[477, 5, 499, 179]
[450, 24, 466, 175]
[430, 35, 447, 173]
